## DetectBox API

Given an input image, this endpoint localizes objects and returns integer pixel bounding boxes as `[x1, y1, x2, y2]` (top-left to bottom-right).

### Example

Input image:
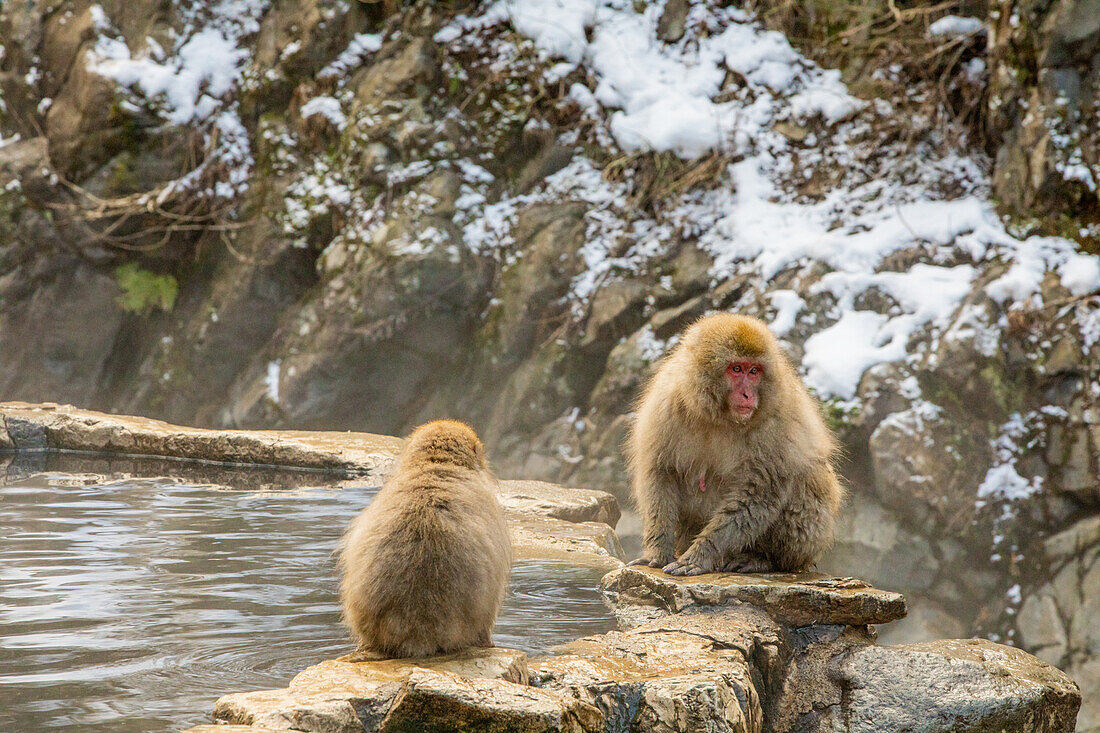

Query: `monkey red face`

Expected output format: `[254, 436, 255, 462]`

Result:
[725, 360, 763, 419]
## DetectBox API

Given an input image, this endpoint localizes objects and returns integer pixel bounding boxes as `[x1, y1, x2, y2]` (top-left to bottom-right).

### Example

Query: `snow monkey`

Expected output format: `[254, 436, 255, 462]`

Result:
[339, 420, 512, 657]
[628, 313, 843, 575]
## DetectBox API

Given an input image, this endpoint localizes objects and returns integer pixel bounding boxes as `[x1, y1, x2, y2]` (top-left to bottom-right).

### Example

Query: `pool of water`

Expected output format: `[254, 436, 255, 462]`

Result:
[0, 466, 617, 732]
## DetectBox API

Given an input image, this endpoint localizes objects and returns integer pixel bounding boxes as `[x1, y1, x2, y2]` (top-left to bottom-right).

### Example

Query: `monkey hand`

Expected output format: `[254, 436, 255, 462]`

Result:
[628, 548, 675, 568]
[662, 549, 717, 576]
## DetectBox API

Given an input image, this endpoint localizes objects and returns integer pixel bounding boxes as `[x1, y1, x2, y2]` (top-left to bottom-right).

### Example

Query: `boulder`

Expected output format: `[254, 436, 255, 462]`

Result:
[213, 688, 364, 733]
[510, 515, 625, 570]
[378, 669, 602, 733]
[532, 607, 777, 733]
[600, 565, 907, 628]
[830, 638, 1081, 732]
[0, 402, 402, 476]
[498, 479, 621, 527]
[213, 647, 555, 732]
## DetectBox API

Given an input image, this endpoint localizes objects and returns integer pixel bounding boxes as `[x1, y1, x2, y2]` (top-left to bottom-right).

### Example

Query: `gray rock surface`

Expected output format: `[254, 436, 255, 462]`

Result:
[600, 565, 907, 627]
[831, 639, 1081, 732]
[499, 479, 622, 528]
[988, 0, 1100, 232]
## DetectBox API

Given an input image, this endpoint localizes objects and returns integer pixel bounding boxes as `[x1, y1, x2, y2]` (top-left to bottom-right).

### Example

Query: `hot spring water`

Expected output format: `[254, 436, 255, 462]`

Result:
[0, 465, 617, 732]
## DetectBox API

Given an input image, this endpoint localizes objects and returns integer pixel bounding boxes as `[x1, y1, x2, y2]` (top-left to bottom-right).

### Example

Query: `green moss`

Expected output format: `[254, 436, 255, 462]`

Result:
[820, 397, 859, 433]
[107, 102, 140, 151]
[977, 363, 1018, 413]
[0, 181, 21, 244]
[106, 152, 139, 194]
[114, 263, 178, 314]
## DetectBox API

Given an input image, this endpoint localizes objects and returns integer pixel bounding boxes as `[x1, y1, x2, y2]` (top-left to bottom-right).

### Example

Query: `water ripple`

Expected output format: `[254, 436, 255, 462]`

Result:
[0, 472, 616, 732]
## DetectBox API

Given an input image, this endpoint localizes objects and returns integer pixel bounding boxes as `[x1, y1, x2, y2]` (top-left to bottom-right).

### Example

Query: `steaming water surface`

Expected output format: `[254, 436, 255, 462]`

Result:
[0, 470, 617, 732]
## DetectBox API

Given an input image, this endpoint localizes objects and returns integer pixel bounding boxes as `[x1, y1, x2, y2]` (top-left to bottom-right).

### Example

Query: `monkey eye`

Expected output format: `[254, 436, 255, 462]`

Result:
[749, 366, 759, 375]
[731, 364, 742, 373]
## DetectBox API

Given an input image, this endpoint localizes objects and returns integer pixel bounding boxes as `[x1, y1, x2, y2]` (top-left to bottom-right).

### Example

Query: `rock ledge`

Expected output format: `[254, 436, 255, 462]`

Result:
[601, 564, 908, 627]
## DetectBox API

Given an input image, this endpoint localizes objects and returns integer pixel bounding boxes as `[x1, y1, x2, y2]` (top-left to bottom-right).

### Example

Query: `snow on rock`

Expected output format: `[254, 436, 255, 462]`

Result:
[318, 32, 383, 79]
[89, 27, 248, 124]
[264, 359, 281, 404]
[441, 0, 861, 158]
[768, 290, 805, 337]
[977, 413, 1043, 505]
[84, 1, 269, 199]
[299, 96, 346, 129]
[803, 310, 897, 399]
[928, 15, 985, 38]
[438, 0, 1100, 406]
[978, 463, 1041, 502]
[1060, 252, 1100, 296]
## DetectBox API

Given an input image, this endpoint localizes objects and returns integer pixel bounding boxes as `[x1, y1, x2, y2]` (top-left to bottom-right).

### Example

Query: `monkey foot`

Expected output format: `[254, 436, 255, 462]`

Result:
[628, 556, 673, 568]
[661, 559, 711, 576]
[721, 554, 775, 573]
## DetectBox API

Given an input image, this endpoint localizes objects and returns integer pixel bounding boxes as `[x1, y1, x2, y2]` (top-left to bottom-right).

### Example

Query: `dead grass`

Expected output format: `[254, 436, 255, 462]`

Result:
[748, 0, 991, 150]
[603, 150, 733, 215]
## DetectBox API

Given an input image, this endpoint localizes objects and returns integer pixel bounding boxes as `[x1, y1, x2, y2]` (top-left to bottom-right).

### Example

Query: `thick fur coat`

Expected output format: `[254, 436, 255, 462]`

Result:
[339, 420, 512, 657]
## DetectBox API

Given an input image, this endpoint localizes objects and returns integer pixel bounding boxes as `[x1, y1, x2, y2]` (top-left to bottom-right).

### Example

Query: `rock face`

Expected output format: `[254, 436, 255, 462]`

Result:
[0, 401, 402, 476]
[532, 607, 780, 733]
[987, 0, 1100, 237]
[1017, 515, 1100, 730]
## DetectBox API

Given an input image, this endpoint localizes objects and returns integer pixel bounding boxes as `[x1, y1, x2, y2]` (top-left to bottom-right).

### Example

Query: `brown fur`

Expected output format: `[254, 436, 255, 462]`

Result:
[627, 313, 844, 575]
[338, 420, 512, 657]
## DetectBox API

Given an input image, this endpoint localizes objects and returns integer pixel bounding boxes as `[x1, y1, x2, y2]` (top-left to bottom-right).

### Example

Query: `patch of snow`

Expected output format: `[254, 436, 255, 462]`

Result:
[928, 16, 985, 37]
[84, 0, 268, 201]
[977, 413, 1042, 503]
[441, 0, 861, 158]
[300, 95, 346, 129]
[1081, 305, 1100, 352]
[455, 159, 495, 183]
[265, 359, 281, 403]
[502, 0, 596, 65]
[89, 4, 111, 31]
[788, 70, 863, 123]
[768, 290, 805, 336]
[1060, 252, 1100, 295]
[803, 311, 897, 399]
[943, 303, 999, 357]
[90, 28, 248, 124]
[963, 57, 986, 82]
[635, 325, 669, 362]
[318, 33, 383, 79]
[978, 462, 1040, 501]
[438, 0, 1100, 401]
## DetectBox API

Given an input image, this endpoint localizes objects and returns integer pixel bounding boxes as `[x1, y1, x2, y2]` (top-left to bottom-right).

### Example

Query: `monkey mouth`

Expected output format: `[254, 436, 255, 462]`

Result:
[732, 405, 755, 421]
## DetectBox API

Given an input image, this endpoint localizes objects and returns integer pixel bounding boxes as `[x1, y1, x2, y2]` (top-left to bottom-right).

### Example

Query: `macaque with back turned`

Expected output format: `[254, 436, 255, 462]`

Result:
[339, 420, 512, 657]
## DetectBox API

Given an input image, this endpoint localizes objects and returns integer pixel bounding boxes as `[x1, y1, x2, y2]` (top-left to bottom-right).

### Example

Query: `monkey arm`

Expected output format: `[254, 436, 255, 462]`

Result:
[663, 488, 785, 576]
[628, 468, 679, 568]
